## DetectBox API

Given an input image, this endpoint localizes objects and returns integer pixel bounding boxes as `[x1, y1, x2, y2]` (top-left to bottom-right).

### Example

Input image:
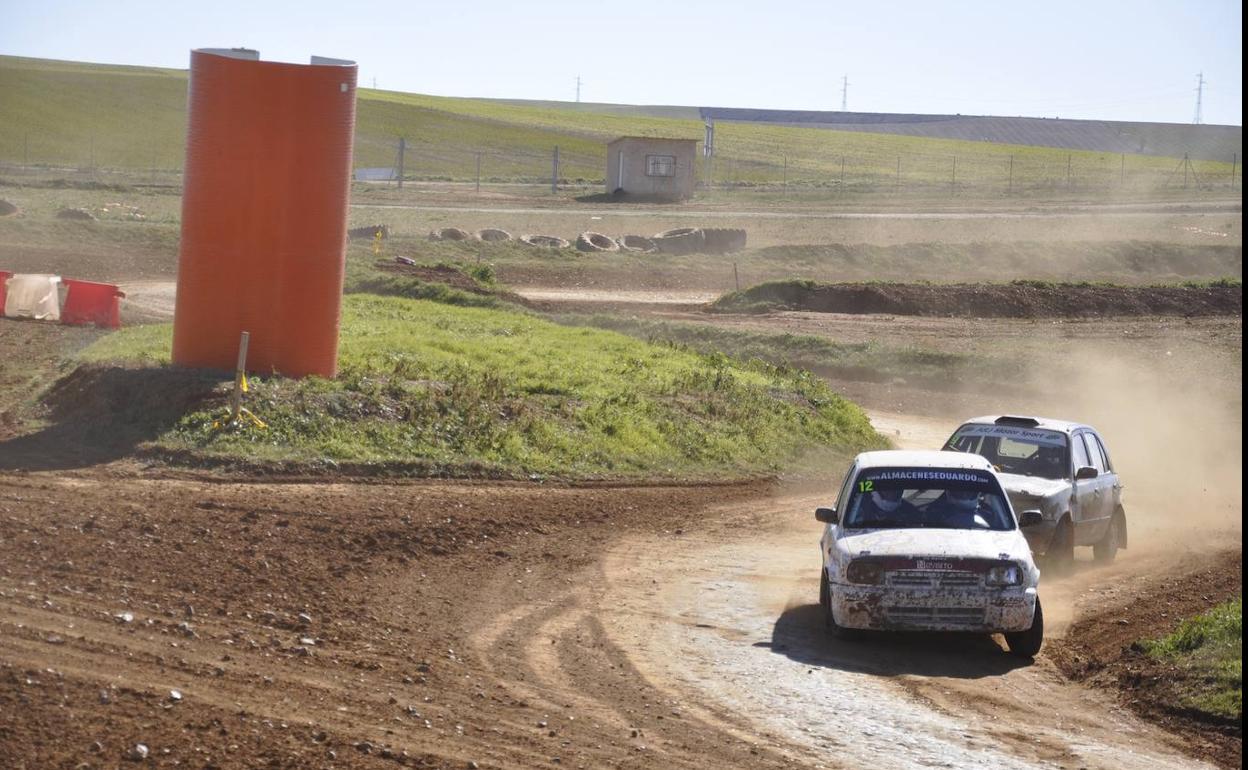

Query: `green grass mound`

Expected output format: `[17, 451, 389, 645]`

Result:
[1138, 598, 1242, 721]
[79, 294, 885, 477]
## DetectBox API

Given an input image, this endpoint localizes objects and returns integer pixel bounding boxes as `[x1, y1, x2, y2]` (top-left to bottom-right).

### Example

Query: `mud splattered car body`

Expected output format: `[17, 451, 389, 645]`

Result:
[944, 415, 1126, 567]
[817, 450, 1044, 655]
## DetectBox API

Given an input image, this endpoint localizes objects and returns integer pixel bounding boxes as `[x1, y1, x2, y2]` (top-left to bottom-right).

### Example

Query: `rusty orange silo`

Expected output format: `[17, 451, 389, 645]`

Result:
[172, 48, 357, 378]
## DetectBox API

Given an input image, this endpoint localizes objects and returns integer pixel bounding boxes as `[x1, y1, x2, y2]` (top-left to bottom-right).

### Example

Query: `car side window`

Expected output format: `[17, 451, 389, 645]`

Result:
[1082, 434, 1106, 472]
[1071, 432, 1091, 469]
[1088, 432, 1113, 472]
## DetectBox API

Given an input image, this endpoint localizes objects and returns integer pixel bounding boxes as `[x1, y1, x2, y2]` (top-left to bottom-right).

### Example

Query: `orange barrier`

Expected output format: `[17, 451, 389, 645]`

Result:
[0, 271, 10, 315]
[172, 49, 357, 378]
[61, 278, 125, 328]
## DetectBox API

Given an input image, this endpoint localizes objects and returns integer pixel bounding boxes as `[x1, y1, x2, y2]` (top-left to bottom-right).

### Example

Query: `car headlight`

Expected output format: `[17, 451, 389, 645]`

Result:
[985, 562, 1024, 587]
[846, 559, 884, 585]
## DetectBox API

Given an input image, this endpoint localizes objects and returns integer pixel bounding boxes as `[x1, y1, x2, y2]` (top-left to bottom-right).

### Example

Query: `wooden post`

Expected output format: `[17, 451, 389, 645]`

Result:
[1007, 155, 1014, 194]
[475, 152, 482, 194]
[1231, 153, 1237, 189]
[840, 155, 845, 189]
[895, 155, 901, 192]
[396, 137, 405, 189]
[1066, 154, 1072, 186]
[1120, 153, 1126, 186]
[733, 262, 740, 292]
[782, 155, 787, 193]
[951, 156, 957, 193]
[1183, 153, 1189, 188]
[230, 331, 250, 423]
[551, 146, 559, 194]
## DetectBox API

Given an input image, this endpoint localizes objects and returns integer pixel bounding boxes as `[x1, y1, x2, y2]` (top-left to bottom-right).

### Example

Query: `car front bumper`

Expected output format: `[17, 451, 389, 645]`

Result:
[831, 583, 1037, 633]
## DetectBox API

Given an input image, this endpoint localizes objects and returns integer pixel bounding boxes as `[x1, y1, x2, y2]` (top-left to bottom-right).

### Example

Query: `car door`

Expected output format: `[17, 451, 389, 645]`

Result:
[1085, 431, 1120, 533]
[823, 464, 857, 576]
[1069, 431, 1100, 544]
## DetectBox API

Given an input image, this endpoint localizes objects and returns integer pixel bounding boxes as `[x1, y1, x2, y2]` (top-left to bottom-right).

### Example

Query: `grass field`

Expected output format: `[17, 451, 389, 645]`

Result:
[2, 55, 1236, 193]
[73, 294, 886, 477]
[1139, 598, 1243, 721]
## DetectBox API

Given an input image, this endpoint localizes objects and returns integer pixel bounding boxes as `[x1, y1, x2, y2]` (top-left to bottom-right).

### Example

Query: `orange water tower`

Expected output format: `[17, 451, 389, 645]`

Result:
[172, 48, 357, 378]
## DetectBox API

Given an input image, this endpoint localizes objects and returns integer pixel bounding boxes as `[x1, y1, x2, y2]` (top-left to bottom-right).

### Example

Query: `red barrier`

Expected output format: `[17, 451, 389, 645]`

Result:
[61, 278, 125, 328]
[0, 271, 10, 315]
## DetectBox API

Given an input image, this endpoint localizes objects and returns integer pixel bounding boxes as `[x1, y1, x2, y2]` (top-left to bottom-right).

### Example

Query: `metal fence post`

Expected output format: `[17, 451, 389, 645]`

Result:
[475, 152, 482, 194]
[551, 146, 559, 194]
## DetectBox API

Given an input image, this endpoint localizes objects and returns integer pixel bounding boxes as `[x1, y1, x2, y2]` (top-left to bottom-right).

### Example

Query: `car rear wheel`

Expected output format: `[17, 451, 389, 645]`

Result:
[1004, 597, 1044, 658]
[1045, 519, 1075, 575]
[1093, 510, 1123, 564]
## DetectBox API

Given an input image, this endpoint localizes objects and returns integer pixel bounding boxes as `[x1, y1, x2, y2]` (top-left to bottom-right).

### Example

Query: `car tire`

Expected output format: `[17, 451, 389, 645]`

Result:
[1045, 519, 1075, 575]
[820, 570, 855, 639]
[1093, 509, 1124, 564]
[1004, 597, 1044, 658]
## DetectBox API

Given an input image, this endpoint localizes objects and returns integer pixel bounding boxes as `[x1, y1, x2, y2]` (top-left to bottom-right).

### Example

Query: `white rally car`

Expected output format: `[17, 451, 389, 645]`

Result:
[816, 450, 1044, 657]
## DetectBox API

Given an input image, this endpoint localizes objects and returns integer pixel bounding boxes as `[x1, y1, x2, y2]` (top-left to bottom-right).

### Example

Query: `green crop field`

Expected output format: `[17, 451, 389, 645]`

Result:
[0, 54, 1236, 191]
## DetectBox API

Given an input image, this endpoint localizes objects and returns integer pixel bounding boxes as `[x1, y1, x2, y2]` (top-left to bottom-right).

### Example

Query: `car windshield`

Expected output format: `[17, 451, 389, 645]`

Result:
[944, 424, 1070, 481]
[842, 467, 1014, 531]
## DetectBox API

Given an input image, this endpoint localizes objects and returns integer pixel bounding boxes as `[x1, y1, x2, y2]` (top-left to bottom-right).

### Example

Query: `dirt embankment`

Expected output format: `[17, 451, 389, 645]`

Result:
[716, 280, 1243, 318]
[1050, 550, 1243, 769]
[369, 261, 535, 307]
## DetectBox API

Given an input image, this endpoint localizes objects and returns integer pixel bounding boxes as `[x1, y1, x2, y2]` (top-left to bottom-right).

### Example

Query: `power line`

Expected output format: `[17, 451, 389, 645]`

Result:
[1193, 72, 1205, 124]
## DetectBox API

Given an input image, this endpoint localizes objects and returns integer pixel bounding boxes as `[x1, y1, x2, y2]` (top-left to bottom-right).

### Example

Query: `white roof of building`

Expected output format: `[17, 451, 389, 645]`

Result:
[855, 449, 994, 471]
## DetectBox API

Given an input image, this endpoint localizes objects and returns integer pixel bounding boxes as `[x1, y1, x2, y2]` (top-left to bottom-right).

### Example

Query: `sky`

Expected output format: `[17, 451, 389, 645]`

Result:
[1, 0, 1242, 126]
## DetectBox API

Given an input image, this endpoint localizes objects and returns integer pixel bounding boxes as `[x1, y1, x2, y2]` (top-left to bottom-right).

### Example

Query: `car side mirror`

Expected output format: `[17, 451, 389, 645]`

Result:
[1075, 466, 1099, 480]
[1018, 509, 1044, 528]
[815, 507, 837, 523]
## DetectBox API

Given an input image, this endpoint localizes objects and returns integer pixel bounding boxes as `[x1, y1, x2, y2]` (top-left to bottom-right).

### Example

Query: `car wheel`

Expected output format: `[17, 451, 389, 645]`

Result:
[821, 570, 855, 639]
[1093, 511, 1123, 564]
[1045, 519, 1075, 575]
[1004, 597, 1044, 658]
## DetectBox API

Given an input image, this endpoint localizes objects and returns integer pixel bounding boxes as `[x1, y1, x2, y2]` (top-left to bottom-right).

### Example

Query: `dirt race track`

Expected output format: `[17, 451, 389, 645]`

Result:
[1, 195, 1242, 767]
[0, 410, 1239, 769]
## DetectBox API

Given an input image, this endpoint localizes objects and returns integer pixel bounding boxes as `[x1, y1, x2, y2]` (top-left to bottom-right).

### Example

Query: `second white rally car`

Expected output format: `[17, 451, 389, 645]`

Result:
[816, 450, 1044, 657]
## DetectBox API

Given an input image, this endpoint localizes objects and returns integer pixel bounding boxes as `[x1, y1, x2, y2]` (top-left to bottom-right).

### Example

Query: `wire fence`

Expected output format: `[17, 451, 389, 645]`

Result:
[1, 129, 1240, 198]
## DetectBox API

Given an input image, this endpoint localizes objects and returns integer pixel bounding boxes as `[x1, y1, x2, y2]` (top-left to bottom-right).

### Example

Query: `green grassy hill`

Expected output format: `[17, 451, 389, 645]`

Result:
[0, 54, 1234, 190]
[73, 293, 886, 477]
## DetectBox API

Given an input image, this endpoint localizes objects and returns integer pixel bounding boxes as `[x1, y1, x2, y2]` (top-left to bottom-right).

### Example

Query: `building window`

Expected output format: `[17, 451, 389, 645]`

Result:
[646, 155, 676, 177]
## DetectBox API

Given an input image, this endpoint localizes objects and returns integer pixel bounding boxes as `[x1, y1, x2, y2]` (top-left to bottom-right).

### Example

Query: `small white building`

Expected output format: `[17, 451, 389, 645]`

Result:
[605, 136, 698, 200]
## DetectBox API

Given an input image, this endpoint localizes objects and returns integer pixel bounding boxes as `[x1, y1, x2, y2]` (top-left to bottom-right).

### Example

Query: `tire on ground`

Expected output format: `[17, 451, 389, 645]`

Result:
[617, 234, 657, 253]
[1004, 597, 1044, 658]
[575, 232, 620, 253]
[519, 234, 570, 249]
[475, 228, 513, 242]
[1093, 508, 1125, 563]
[651, 227, 705, 255]
[701, 227, 747, 254]
[428, 227, 471, 242]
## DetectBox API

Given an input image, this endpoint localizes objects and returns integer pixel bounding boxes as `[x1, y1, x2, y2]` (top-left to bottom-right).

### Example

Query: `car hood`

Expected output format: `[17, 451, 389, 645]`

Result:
[996, 473, 1070, 499]
[840, 527, 1031, 563]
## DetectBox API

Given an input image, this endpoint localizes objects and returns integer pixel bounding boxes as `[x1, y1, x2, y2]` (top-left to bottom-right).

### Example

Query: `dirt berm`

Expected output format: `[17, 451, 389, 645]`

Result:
[714, 280, 1243, 318]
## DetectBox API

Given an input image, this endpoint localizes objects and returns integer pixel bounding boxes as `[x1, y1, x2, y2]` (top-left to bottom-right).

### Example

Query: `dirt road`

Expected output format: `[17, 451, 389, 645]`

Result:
[1, 405, 1238, 768]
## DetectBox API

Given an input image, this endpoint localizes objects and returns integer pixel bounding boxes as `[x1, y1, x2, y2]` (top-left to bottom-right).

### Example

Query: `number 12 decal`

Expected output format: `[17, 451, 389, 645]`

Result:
[858, 480, 874, 492]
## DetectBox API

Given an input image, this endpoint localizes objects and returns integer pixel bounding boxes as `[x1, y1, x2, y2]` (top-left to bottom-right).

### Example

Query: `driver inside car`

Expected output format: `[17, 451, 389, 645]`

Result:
[856, 487, 920, 526]
[925, 488, 986, 528]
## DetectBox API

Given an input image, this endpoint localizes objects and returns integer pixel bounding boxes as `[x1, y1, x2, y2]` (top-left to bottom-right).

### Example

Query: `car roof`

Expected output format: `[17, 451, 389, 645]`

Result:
[855, 450, 995, 471]
[958, 415, 1093, 434]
